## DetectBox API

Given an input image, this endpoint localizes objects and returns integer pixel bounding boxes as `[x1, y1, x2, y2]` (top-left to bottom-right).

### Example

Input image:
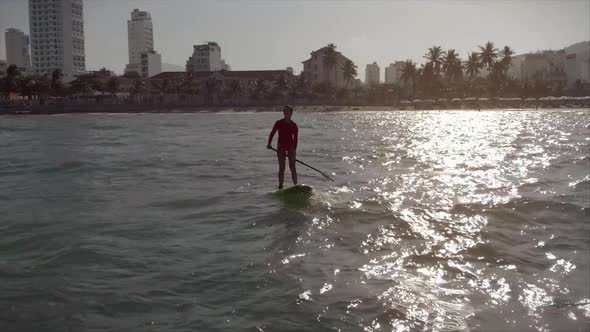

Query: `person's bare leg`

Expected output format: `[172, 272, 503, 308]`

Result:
[288, 149, 297, 185]
[277, 148, 286, 189]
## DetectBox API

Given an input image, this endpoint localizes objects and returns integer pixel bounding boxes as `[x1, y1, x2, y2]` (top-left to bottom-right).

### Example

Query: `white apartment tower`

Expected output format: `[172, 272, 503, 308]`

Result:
[29, 0, 85, 81]
[384, 61, 404, 84]
[5, 28, 31, 72]
[125, 9, 161, 78]
[186, 42, 223, 72]
[128, 9, 154, 65]
[365, 62, 380, 85]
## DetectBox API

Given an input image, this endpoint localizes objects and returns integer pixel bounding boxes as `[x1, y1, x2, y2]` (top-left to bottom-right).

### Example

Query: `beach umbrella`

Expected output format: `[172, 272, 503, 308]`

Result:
[464, 97, 477, 101]
[525, 97, 536, 101]
[451, 98, 462, 102]
[412, 99, 423, 103]
[478, 97, 489, 101]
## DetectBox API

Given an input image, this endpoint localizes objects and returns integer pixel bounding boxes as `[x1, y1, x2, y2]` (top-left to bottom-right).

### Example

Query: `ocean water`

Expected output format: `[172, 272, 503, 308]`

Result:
[1, 109, 589, 332]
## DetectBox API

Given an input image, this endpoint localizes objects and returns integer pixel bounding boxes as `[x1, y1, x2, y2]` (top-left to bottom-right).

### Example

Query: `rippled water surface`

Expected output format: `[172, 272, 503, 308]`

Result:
[1, 110, 589, 331]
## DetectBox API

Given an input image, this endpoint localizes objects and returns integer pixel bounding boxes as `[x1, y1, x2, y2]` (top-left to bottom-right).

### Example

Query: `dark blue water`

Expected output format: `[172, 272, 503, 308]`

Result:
[1, 110, 589, 331]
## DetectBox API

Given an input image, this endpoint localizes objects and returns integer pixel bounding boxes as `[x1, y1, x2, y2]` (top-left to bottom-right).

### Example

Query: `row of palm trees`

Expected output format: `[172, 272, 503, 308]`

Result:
[0, 64, 328, 105]
[307, 41, 543, 101]
[399, 41, 518, 98]
[0, 65, 125, 103]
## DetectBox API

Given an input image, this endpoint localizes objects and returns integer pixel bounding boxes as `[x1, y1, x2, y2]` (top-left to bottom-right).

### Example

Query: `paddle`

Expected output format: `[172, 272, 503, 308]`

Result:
[269, 147, 335, 182]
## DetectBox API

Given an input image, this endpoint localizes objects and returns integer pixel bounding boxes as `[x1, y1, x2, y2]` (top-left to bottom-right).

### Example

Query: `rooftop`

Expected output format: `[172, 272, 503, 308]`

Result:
[150, 70, 293, 81]
[302, 46, 351, 64]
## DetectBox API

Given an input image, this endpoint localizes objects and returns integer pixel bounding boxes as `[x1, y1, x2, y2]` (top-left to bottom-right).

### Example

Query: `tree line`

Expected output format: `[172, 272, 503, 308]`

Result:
[1, 42, 585, 107]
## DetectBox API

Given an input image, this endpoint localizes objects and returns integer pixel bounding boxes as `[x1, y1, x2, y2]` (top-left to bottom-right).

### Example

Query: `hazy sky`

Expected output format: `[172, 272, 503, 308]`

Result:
[1, 0, 589, 77]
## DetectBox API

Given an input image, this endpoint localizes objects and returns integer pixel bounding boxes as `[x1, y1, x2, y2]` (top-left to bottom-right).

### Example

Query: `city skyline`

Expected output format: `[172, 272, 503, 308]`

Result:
[0, 0, 589, 78]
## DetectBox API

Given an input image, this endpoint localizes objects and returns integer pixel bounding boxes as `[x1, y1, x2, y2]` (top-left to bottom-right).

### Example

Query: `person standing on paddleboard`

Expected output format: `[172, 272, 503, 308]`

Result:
[267, 105, 298, 189]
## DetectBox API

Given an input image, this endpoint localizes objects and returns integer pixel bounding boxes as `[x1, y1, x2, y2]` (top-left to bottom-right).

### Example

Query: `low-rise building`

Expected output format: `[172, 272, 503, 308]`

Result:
[522, 50, 580, 88]
[186, 42, 223, 72]
[141, 51, 162, 78]
[151, 69, 293, 86]
[301, 46, 353, 88]
[125, 50, 161, 78]
[221, 59, 231, 71]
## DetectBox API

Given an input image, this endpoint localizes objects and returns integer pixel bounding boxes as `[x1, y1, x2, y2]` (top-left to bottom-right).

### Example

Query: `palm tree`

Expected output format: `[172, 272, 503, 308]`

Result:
[342, 59, 358, 89]
[29, 74, 51, 103]
[488, 62, 507, 95]
[17, 76, 35, 101]
[91, 78, 106, 100]
[249, 78, 267, 102]
[151, 79, 171, 103]
[180, 71, 194, 92]
[499, 45, 515, 77]
[152, 79, 170, 95]
[424, 46, 445, 76]
[400, 60, 417, 98]
[204, 77, 220, 105]
[225, 79, 243, 104]
[478, 41, 498, 73]
[293, 75, 311, 102]
[442, 49, 462, 82]
[322, 43, 338, 87]
[130, 79, 145, 104]
[106, 76, 120, 100]
[69, 75, 89, 95]
[463, 52, 482, 79]
[419, 62, 436, 97]
[499, 46, 514, 67]
[50, 69, 64, 96]
[2, 65, 21, 99]
[270, 76, 288, 102]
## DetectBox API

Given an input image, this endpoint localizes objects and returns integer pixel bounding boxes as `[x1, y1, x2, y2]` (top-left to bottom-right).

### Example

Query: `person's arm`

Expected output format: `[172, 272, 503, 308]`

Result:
[293, 123, 298, 150]
[267, 121, 278, 148]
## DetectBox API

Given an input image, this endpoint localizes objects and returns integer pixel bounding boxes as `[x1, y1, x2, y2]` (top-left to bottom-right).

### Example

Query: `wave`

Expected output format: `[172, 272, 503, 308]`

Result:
[36, 161, 94, 174]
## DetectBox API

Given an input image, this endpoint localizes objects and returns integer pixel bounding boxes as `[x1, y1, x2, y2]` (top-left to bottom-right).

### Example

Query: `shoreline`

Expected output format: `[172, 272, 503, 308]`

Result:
[0, 104, 588, 115]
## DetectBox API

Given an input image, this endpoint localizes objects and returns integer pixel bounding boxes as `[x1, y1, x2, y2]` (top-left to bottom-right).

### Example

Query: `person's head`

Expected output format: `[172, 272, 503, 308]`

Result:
[283, 105, 293, 120]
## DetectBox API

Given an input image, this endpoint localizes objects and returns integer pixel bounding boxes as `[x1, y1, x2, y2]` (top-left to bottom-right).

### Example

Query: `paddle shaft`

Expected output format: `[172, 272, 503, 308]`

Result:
[270, 147, 335, 182]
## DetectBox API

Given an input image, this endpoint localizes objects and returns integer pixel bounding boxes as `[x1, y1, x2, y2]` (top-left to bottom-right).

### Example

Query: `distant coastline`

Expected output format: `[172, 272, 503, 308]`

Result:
[1, 102, 588, 115]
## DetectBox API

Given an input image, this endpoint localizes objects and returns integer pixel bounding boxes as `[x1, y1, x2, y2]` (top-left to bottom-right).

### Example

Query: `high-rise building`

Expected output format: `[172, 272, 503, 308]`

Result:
[125, 8, 160, 77]
[5, 28, 31, 72]
[186, 42, 222, 72]
[365, 62, 380, 85]
[29, 0, 85, 81]
[127, 9, 154, 65]
[384, 61, 404, 84]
